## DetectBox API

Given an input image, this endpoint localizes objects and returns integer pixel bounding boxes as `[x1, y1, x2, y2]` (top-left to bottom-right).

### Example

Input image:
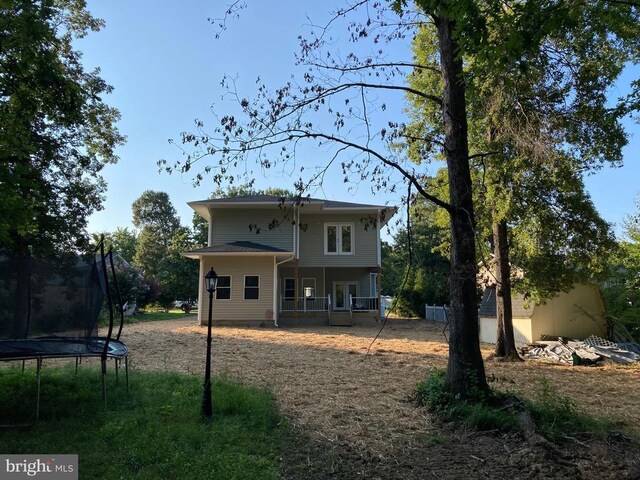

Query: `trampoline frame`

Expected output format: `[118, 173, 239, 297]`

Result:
[0, 239, 130, 421]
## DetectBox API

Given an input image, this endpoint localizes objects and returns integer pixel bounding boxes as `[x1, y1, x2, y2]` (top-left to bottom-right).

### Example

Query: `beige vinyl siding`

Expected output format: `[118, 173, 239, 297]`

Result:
[199, 256, 275, 324]
[298, 214, 378, 267]
[480, 317, 533, 344]
[210, 209, 293, 251]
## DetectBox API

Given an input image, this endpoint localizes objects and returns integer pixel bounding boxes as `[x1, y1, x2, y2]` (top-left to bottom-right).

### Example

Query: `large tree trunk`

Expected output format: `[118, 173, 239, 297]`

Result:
[437, 16, 488, 397]
[492, 219, 522, 360]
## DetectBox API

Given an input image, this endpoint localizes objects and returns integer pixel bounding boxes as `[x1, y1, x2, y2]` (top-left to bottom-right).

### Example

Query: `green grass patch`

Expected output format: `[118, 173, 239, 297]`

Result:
[416, 369, 614, 441]
[0, 366, 286, 480]
[99, 310, 193, 326]
[127, 310, 194, 323]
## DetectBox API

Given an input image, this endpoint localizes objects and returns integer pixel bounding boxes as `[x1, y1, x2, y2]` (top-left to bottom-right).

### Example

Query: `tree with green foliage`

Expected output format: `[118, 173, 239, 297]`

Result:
[131, 190, 181, 279]
[602, 196, 640, 341]
[93, 227, 138, 264]
[164, 1, 638, 397]
[211, 183, 294, 200]
[1, 0, 123, 337]
[403, 4, 635, 358]
[0, 0, 123, 255]
[382, 198, 450, 317]
[154, 228, 200, 311]
[192, 214, 208, 248]
[129, 190, 204, 309]
[132, 190, 181, 248]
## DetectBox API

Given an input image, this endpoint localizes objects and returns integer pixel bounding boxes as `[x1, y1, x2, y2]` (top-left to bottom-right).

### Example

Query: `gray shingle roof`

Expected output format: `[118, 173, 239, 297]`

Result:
[190, 194, 389, 210]
[184, 241, 290, 255]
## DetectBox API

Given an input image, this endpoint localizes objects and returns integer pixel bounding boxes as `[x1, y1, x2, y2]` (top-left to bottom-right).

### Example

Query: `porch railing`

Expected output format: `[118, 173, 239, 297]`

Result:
[280, 296, 329, 312]
[349, 296, 379, 312]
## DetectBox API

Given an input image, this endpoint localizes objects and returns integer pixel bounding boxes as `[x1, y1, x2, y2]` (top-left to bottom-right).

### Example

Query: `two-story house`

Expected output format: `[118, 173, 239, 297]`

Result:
[183, 195, 396, 326]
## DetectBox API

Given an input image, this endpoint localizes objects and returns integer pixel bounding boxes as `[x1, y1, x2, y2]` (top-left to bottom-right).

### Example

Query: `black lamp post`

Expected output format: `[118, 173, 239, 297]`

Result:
[201, 267, 218, 419]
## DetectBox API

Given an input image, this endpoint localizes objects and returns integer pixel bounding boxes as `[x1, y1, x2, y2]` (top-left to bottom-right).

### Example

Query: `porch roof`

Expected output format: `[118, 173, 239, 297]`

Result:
[182, 241, 293, 259]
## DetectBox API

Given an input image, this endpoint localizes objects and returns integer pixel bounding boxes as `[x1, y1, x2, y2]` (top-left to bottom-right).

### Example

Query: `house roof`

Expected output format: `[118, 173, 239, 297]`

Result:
[478, 286, 535, 319]
[182, 241, 292, 259]
[188, 195, 397, 225]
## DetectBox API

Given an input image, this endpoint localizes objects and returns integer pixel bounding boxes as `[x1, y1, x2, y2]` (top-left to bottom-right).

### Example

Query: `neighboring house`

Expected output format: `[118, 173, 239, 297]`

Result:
[478, 283, 608, 344]
[184, 195, 396, 326]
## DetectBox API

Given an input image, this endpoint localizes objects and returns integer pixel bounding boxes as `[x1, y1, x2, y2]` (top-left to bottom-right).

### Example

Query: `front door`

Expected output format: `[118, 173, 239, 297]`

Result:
[333, 282, 358, 310]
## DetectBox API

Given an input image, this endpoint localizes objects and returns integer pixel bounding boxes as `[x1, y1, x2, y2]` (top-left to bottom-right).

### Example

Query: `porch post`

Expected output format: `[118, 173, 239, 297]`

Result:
[294, 264, 299, 315]
[198, 257, 205, 325]
[273, 256, 278, 326]
[377, 269, 382, 319]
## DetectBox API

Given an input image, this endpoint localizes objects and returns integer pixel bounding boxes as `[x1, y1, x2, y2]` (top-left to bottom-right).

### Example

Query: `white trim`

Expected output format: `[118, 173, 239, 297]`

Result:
[296, 205, 300, 259]
[273, 257, 277, 326]
[369, 273, 378, 297]
[324, 222, 355, 256]
[243, 275, 260, 300]
[183, 251, 293, 259]
[207, 208, 213, 246]
[332, 281, 358, 310]
[215, 275, 232, 301]
[292, 206, 297, 256]
[197, 257, 204, 324]
[376, 208, 381, 266]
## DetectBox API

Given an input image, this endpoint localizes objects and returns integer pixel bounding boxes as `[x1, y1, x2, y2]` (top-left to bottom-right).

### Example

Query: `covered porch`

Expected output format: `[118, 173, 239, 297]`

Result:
[277, 265, 383, 325]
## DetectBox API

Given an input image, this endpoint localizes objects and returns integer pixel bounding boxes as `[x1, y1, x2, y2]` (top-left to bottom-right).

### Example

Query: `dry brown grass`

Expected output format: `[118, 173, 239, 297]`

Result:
[118, 316, 640, 458]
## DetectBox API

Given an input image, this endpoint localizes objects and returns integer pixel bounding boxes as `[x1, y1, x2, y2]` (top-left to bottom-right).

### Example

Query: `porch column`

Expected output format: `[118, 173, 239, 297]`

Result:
[197, 256, 205, 325]
[294, 263, 299, 315]
[377, 269, 382, 319]
[273, 256, 278, 325]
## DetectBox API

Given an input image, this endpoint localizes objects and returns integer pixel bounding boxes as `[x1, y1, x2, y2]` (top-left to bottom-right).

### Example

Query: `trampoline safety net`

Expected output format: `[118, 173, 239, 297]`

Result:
[0, 251, 106, 342]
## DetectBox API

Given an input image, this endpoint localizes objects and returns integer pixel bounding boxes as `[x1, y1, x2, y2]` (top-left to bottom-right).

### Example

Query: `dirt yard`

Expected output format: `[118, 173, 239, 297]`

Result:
[120, 317, 640, 479]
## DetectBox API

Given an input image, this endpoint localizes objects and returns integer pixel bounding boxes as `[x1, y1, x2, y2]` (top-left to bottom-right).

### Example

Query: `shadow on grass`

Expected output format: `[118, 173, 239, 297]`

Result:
[0, 365, 284, 480]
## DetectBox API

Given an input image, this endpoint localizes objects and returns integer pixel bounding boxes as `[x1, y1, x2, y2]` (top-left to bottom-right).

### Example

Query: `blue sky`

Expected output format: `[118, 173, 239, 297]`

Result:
[80, 1, 639, 239]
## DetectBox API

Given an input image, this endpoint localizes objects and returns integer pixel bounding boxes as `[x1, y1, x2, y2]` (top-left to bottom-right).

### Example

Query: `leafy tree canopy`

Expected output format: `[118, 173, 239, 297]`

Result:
[0, 0, 124, 254]
[131, 190, 181, 246]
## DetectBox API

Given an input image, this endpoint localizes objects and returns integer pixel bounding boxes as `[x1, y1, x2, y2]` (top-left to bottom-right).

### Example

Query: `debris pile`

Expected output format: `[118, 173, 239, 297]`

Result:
[518, 335, 640, 366]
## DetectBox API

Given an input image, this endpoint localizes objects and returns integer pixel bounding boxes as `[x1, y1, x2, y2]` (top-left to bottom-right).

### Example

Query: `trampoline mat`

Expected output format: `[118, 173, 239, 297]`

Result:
[0, 337, 128, 361]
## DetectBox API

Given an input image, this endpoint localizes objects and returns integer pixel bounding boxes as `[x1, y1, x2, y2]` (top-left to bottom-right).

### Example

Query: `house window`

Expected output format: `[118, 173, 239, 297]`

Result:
[216, 276, 231, 300]
[244, 275, 260, 300]
[283, 278, 295, 298]
[324, 223, 354, 255]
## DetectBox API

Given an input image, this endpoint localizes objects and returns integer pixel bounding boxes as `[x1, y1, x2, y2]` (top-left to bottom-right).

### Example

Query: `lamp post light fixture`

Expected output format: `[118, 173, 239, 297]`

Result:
[201, 267, 218, 419]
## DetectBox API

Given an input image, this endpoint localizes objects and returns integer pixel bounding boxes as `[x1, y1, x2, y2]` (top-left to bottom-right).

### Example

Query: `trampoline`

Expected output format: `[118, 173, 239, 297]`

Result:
[0, 239, 129, 420]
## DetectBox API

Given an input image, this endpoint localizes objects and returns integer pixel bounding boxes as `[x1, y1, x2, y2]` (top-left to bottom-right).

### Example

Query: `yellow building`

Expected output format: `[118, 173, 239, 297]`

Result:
[478, 283, 608, 344]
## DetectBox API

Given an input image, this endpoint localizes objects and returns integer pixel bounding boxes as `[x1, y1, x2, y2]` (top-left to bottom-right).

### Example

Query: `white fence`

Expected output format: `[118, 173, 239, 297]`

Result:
[425, 304, 449, 323]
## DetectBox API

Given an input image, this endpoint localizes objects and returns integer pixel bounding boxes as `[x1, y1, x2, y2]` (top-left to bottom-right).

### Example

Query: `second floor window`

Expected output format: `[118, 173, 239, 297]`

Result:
[325, 223, 354, 255]
[216, 276, 231, 300]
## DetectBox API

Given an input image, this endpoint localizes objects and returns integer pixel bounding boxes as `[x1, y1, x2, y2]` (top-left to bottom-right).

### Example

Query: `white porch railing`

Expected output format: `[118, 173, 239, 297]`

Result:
[279, 295, 379, 315]
[349, 295, 380, 312]
[280, 296, 329, 312]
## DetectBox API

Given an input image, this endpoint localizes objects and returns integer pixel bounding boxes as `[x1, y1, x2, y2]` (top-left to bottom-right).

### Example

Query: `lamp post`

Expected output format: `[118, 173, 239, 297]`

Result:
[201, 267, 218, 419]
